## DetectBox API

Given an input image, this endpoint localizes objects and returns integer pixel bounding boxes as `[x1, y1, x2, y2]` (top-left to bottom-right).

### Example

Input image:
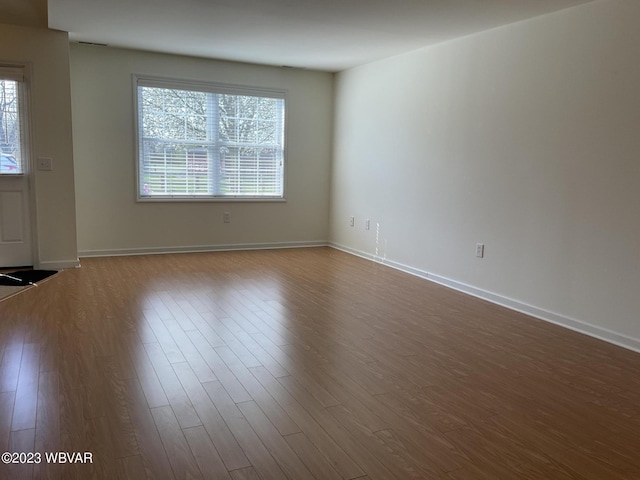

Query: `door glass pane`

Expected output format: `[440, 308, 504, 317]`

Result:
[0, 79, 23, 175]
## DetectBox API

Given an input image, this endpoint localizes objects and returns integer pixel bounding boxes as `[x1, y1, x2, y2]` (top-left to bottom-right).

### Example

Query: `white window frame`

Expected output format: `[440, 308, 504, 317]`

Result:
[134, 74, 287, 202]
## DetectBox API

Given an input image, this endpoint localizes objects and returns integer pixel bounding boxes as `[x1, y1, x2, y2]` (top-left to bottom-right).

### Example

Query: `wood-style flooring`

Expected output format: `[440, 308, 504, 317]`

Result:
[1, 247, 639, 479]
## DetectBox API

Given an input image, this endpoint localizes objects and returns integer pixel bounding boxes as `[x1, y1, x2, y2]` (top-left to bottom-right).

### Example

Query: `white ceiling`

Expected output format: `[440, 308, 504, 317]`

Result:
[49, 0, 596, 72]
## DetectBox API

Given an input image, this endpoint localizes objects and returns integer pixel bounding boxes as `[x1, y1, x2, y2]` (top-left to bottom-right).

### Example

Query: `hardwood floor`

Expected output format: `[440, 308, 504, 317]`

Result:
[1, 247, 639, 479]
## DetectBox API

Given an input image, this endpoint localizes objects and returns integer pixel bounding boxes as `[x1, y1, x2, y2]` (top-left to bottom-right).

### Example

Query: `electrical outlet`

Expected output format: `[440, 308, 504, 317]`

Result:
[349, 216, 355, 227]
[365, 219, 370, 230]
[476, 243, 484, 258]
[223, 212, 231, 223]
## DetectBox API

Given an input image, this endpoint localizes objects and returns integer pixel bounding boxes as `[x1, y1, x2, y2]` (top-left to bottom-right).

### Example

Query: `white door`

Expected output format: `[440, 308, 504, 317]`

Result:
[0, 174, 32, 267]
[0, 67, 33, 267]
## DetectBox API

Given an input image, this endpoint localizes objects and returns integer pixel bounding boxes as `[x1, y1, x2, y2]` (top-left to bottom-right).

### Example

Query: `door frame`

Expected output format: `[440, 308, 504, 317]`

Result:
[23, 61, 40, 269]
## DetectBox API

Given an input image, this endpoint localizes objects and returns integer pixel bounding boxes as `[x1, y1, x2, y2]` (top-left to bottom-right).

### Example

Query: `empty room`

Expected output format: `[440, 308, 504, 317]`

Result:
[1, 0, 640, 478]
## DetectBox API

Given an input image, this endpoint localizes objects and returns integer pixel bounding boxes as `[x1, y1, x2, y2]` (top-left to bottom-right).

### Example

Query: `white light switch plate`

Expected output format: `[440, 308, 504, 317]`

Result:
[37, 157, 53, 171]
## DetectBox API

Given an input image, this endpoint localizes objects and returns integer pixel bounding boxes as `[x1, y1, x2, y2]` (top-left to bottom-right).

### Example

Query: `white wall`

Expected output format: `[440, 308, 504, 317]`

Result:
[0, 24, 78, 268]
[331, 0, 640, 349]
[70, 45, 333, 255]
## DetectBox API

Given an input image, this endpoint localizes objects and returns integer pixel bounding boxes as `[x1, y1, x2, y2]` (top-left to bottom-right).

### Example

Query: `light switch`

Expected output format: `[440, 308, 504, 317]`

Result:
[37, 157, 53, 171]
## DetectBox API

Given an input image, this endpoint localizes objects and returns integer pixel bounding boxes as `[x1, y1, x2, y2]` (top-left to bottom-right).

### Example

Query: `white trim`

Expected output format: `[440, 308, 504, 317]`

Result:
[0, 64, 25, 82]
[330, 243, 377, 262]
[79, 241, 328, 258]
[134, 74, 288, 99]
[330, 242, 640, 354]
[38, 259, 81, 270]
[136, 197, 287, 203]
[24, 62, 40, 270]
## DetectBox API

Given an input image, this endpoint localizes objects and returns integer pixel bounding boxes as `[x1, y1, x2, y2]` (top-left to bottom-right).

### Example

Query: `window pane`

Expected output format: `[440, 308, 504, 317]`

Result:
[0, 80, 23, 175]
[221, 146, 282, 196]
[138, 80, 284, 199]
[141, 141, 211, 196]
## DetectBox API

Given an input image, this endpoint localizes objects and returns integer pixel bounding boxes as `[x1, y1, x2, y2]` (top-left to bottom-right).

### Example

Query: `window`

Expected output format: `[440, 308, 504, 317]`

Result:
[135, 76, 286, 200]
[0, 66, 26, 175]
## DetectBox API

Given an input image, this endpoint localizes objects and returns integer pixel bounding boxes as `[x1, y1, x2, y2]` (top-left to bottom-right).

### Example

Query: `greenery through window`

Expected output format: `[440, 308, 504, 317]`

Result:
[136, 77, 285, 200]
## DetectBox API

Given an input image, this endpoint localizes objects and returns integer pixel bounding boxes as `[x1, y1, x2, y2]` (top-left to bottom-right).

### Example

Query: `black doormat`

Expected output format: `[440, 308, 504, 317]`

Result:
[0, 270, 58, 286]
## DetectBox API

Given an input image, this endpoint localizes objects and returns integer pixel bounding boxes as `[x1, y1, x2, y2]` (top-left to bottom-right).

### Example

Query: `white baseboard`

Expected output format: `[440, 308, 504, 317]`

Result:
[330, 242, 640, 354]
[38, 259, 81, 270]
[79, 241, 329, 258]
